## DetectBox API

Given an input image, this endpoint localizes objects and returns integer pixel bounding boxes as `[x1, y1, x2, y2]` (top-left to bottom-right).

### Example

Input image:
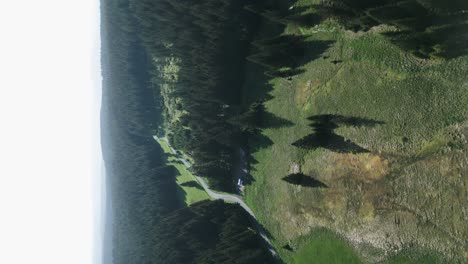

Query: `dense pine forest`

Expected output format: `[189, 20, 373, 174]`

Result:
[130, 0, 263, 191]
[101, 0, 182, 261]
[100, 0, 273, 263]
[155, 200, 275, 264]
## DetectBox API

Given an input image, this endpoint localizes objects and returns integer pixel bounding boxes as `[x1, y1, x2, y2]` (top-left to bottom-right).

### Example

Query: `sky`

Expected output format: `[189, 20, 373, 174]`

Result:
[0, 1, 101, 264]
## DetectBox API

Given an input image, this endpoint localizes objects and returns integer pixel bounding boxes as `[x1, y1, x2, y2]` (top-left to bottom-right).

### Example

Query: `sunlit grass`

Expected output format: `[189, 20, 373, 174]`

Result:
[293, 229, 362, 264]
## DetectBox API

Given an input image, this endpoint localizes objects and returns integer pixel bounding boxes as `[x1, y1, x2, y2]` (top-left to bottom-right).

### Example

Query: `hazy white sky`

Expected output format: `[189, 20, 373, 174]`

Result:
[0, 1, 101, 263]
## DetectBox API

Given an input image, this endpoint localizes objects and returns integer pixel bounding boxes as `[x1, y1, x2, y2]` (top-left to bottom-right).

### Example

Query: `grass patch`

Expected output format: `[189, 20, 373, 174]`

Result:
[292, 229, 362, 264]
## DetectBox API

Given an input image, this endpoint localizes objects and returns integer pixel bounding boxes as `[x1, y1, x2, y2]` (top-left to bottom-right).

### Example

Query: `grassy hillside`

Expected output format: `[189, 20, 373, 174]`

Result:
[242, 0, 468, 263]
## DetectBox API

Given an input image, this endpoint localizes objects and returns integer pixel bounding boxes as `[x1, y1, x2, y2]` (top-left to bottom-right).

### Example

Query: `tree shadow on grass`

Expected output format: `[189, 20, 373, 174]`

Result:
[231, 102, 294, 131]
[248, 129, 274, 153]
[236, 1, 335, 190]
[165, 153, 178, 159]
[245, 0, 336, 79]
[155, 165, 187, 210]
[283, 173, 328, 188]
[292, 114, 384, 153]
[307, 0, 468, 59]
[262, 112, 294, 129]
[383, 23, 468, 59]
[249, 35, 334, 78]
[239, 131, 272, 187]
[180, 181, 205, 191]
[240, 1, 335, 126]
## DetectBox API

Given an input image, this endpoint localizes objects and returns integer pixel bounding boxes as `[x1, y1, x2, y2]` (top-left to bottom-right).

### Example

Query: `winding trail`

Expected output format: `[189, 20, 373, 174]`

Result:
[154, 136, 281, 263]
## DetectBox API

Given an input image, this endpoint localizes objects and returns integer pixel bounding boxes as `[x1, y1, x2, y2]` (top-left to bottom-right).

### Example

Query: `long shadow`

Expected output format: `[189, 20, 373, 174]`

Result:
[240, 130, 272, 187]
[262, 111, 294, 128]
[165, 153, 178, 159]
[283, 173, 328, 188]
[180, 181, 204, 191]
[292, 114, 384, 153]
[239, 1, 335, 152]
[249, 35, 334, 78]
[244, 0, 335, 82]
[383, 23, 468, 59]
[232, 102, 294, 131]
[307, 0, 468, 59]
[235, 1, 336, 191]
[155, 165, 187, 210]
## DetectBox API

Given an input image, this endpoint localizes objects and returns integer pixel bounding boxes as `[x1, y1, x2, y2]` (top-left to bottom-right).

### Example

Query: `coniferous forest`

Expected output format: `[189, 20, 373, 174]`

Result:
[131, 0, 261, 192]
[100, 0, 273, 263]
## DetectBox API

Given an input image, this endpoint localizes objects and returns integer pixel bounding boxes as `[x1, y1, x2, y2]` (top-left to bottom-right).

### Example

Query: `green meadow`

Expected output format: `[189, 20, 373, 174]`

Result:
[243, 0, 468, 263]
